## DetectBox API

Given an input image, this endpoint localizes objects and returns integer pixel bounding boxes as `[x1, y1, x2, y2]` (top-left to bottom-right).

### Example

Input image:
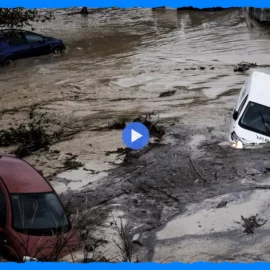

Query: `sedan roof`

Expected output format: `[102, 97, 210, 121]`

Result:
[0, 154, 53, 193]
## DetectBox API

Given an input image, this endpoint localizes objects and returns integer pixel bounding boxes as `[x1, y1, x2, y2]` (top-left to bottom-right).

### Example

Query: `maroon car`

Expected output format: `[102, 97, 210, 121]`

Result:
[0, 154, 80, 262]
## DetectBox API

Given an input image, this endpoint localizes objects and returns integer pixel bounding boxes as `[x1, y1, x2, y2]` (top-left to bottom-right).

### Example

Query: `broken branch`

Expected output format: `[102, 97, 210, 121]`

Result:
[241, 215, 254, 234]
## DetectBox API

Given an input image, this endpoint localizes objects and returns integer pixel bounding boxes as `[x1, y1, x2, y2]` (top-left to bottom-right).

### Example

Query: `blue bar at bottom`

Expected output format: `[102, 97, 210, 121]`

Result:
[1, 263, 269, 268]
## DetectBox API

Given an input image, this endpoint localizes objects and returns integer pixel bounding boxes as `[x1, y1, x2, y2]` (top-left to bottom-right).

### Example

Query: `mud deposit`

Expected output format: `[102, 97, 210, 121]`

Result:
[2, 8, 270, 262]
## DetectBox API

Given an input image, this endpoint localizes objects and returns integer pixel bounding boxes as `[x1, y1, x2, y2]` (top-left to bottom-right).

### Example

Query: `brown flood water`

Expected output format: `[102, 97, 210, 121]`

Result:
[1, 7, 270, 181]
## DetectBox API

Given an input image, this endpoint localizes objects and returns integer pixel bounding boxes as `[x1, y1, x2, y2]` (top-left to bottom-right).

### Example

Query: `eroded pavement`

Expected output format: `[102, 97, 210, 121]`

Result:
[1, 8, 270, 262]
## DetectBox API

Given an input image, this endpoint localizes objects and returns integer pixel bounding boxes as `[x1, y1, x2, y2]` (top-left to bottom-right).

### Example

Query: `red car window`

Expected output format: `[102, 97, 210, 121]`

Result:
[10, 192, 70, 235]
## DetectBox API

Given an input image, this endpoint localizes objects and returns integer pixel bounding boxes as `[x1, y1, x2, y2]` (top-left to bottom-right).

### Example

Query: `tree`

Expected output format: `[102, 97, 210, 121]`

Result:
[0, 7, 54, 29]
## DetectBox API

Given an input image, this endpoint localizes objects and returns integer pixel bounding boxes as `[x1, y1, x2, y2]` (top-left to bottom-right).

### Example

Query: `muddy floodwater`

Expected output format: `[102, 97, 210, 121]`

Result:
[2, 8, 270, 262]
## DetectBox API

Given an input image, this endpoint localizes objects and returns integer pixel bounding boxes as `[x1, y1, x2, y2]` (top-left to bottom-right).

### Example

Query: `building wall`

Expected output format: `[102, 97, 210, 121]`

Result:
[248, 7, 270, 22]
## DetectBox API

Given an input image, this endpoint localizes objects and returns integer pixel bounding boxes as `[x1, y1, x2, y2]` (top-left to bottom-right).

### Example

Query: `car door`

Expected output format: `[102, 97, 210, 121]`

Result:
[0, 184, 20, 261]
[5, 33, 32, 60]
[24, 33, 51, 57]
[0, 186, 7, 245]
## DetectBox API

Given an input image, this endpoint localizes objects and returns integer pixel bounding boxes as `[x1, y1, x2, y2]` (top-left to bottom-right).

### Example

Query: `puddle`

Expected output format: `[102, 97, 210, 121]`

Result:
[157, 189, 270, 240]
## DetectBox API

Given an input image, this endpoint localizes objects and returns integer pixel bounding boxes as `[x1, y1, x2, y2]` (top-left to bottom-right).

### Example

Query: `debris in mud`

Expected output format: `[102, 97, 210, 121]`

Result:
[233, 61, 257, 72]
[123, 142, 161, 164]
[256, 185, 270, 190]
[105, 147, 131, 156]
[188, 155, 207, 183]
[133, 114, 165, 139]
[159, 90, 176, 98]
[241, 214, 267, 234]
[63, 156, 83, 170]
[108, 121, 126, 130]
[133, 240, 143, 247]
[0, 108, 62, 158]
[107, 113, 165, 139]
[216, 201, 228, 208]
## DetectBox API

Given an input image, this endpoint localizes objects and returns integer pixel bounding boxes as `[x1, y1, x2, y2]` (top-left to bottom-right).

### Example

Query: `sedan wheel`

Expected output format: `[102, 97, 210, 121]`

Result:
[2, 58, 13, 66]
[52, 47, 63, 57]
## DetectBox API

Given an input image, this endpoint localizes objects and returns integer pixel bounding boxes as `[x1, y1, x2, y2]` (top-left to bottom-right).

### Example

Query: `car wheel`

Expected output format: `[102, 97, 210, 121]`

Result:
[52, 47, 63, 57]
[2, 57, 13, 66]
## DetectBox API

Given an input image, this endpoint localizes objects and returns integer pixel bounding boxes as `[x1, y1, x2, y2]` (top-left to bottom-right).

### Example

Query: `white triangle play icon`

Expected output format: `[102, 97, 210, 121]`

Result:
[131, 129, 143, 143]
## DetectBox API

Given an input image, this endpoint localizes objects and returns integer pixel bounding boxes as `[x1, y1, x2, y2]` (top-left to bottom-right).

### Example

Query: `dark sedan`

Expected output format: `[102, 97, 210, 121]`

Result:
[0, 29, 66, 64]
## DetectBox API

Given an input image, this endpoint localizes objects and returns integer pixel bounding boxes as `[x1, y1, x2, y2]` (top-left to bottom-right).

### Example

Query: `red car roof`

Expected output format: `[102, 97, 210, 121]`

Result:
[0, 154, 53, 193]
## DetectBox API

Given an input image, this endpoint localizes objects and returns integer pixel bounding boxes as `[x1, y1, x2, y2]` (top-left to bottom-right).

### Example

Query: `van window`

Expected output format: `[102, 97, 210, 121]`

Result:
[239, 101, 270, 137]
[0, 188, 7, 227]
[240, 83, 247, 101]
[238, 95, 249, 115]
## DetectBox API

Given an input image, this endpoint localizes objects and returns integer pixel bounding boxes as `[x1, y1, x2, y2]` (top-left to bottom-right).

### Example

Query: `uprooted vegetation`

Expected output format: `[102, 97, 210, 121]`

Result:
[233, 61, 257, 72]
[0, 108, 62, 158]
[134, 113, 165, 139]
[62, 196, 137, 262]
[159, 90, 176, 98]
[112, 219, 136, 262]
[108, 113, 165, 139]
[241, 214, 267, 235]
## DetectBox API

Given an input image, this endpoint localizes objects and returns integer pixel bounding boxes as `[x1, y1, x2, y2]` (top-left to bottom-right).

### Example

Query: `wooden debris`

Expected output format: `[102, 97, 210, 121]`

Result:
[241, 214, 267, 234]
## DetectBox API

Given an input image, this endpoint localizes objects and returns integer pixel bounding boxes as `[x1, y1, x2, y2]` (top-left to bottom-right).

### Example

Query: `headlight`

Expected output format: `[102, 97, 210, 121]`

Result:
[231, 132, 243, 149]
[231, 131, 242, 142]
[23, 256, 38, 262]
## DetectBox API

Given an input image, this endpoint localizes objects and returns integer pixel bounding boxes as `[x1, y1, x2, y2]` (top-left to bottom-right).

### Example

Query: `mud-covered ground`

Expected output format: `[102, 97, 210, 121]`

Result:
[2, 7, 270, 262]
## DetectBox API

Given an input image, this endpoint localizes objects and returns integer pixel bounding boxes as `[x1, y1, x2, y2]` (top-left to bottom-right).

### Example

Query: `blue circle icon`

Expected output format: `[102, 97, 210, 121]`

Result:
[122, 122, 150, 150]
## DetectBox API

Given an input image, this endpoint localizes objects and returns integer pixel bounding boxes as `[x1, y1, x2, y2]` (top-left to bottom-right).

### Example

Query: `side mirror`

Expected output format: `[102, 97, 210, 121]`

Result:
[233, 110, 239, 120]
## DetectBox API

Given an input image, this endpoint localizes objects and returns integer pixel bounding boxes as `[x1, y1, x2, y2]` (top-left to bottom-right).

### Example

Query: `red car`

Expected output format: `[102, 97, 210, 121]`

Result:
[0, 154, 80, 262]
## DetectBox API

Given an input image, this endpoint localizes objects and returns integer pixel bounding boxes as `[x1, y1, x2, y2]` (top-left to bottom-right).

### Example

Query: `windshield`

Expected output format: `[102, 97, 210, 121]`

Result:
[239, 101, 270, 137]
[10, 192, 70, 235]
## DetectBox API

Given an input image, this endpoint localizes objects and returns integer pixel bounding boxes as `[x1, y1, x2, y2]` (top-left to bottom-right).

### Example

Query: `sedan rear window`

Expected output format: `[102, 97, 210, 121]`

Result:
[6, 34, 27, 46]
[25, 33, 44, 44]
[10, 192, 70, 235]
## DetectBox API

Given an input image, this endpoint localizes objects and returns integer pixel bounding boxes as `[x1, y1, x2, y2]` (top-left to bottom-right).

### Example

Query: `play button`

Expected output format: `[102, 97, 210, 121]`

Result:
[131, 129, 142, 143]
[122, 122, 150, 150]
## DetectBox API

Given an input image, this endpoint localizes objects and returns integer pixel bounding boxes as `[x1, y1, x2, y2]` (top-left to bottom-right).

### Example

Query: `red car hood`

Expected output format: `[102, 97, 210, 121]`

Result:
[6, 227, 80, 262]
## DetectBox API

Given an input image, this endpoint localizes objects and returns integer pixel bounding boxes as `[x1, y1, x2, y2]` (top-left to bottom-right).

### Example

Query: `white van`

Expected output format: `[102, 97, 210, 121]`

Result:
[230, 71, 270, 146]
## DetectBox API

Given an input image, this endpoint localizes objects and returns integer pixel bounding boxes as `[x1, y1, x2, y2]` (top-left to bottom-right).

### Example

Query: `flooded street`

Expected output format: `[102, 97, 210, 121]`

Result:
[2, 7, 270, 262]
